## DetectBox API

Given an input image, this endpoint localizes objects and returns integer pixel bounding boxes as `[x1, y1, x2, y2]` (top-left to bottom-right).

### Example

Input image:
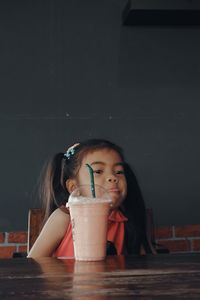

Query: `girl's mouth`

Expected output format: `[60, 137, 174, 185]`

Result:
[108, 188, 120, 193]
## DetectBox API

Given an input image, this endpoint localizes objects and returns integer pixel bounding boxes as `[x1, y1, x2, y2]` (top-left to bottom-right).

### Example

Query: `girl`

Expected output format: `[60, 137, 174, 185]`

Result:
[28, 139, 154, 258]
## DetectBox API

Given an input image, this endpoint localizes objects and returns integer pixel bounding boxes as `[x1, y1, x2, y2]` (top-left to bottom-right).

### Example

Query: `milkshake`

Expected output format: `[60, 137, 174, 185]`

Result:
[67, 185, 111, 261]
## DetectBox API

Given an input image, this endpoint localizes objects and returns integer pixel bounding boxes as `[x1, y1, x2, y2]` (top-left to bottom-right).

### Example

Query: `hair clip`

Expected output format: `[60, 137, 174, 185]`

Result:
[64, 143, 80, 160]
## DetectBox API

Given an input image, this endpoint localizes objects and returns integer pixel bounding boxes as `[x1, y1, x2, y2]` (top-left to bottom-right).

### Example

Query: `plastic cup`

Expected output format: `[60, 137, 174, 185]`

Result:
[67, 184, 112, 261]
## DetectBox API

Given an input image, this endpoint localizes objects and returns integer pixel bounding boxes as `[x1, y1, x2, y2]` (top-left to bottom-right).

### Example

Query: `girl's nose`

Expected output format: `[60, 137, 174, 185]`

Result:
[106, 175, 118, 183]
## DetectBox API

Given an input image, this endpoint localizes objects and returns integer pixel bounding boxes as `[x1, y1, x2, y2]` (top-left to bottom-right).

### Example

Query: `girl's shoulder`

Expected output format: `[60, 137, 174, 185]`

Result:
[27, 207, 70, 258]
[49, 207, 70, 221]
[45, 207, 70, 236]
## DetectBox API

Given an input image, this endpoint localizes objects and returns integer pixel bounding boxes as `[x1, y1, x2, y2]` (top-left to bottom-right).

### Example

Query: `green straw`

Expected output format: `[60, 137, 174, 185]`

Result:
[85, 164, 96, 198]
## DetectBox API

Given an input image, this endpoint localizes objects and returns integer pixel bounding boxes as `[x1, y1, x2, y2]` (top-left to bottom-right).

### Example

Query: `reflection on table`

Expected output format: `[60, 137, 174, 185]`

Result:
[0, 253, 200, 299]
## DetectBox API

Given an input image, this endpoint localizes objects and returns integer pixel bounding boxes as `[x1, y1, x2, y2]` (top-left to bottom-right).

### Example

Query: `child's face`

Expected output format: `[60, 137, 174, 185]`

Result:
[75, 148, 127, 209]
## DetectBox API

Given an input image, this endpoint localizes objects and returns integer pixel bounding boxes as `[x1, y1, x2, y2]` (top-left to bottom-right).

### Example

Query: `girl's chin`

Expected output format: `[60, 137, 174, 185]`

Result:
[110, 199, 123, 210]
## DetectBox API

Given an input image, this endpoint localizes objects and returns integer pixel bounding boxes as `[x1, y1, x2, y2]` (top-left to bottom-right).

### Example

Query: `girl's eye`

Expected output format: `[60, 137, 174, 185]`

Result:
[115, 170, 125, 175]
[93, 169, 103, 174]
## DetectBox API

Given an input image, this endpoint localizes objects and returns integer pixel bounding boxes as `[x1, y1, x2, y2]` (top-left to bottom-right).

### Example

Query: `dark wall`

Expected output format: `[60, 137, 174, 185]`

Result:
[1, 0, 200, 231]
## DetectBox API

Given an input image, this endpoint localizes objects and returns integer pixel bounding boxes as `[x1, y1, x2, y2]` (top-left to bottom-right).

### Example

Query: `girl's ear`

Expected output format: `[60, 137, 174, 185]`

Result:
[66, 179, 77, 193]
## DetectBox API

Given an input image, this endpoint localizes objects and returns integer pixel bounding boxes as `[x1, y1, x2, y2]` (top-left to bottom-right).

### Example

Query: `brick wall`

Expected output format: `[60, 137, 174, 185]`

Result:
[0, 225, 200, 258]
[155, 224, 200, 253]
[0, 232, 27, 258]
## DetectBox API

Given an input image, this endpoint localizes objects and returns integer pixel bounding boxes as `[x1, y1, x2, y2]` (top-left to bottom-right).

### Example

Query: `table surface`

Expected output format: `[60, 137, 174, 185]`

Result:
[0, 253, 200, 299]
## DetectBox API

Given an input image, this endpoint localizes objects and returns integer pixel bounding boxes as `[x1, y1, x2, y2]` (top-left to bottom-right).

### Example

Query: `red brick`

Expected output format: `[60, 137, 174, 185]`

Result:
[0, 232, 5, 243]
[192, 239, 200, 251]
[175, 225, 200, 238]
[156, 239, 191, 252]
[0, 246, 16, 258]
[8, 231, 27, 243]
[18, 245, 27, 253]
[155, 226, 173, 239]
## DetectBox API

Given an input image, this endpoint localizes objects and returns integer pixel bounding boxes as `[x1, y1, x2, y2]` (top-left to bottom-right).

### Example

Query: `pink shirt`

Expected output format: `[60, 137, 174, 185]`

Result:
[54, 209, 128, 258]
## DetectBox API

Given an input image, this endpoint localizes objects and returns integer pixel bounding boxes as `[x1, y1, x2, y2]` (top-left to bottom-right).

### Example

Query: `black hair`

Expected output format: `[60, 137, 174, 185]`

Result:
[123, 164, 153, 254]
[39, 138, 153, 254]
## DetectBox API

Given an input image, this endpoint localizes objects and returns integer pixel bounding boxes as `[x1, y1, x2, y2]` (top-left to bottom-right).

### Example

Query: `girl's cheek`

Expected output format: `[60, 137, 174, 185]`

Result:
[94, 178, 102, 186]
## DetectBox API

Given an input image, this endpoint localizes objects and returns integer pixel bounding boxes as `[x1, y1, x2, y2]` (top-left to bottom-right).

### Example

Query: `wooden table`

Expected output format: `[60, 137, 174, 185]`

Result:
[0, 253, 200, 299]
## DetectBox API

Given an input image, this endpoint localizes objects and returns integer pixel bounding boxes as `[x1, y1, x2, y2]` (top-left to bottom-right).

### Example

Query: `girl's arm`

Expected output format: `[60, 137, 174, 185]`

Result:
[27, 208, 70, 258]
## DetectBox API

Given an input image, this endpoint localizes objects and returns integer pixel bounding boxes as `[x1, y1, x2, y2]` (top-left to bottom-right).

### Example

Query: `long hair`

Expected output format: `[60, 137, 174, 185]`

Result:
[123, 164, 152, 254]
[38, 138, 153, 254]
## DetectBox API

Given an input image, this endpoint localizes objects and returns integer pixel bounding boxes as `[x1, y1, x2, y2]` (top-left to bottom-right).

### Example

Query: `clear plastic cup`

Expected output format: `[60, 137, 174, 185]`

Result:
[67, 184, 112, 261]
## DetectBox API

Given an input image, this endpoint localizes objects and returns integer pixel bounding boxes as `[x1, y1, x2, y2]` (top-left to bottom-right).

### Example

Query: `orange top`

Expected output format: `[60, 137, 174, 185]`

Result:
[54, 209, 128, 258]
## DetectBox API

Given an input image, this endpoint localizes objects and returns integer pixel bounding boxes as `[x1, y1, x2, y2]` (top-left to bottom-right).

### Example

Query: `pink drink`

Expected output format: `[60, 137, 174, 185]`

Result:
[68, 185, 111, 261]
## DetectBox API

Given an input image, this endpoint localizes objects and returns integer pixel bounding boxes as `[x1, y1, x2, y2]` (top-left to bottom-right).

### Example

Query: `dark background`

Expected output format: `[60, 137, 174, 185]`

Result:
[1, 0, 200, 231]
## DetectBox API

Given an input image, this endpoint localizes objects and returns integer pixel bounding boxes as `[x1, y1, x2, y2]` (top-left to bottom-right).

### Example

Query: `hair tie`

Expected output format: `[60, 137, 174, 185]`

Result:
[64, 143, 80, 160]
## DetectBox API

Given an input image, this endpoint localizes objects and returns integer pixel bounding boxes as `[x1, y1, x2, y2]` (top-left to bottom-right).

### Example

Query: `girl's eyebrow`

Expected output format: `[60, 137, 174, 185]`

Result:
[90, 161, 124, 166]
[91, 161, 105, 166]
